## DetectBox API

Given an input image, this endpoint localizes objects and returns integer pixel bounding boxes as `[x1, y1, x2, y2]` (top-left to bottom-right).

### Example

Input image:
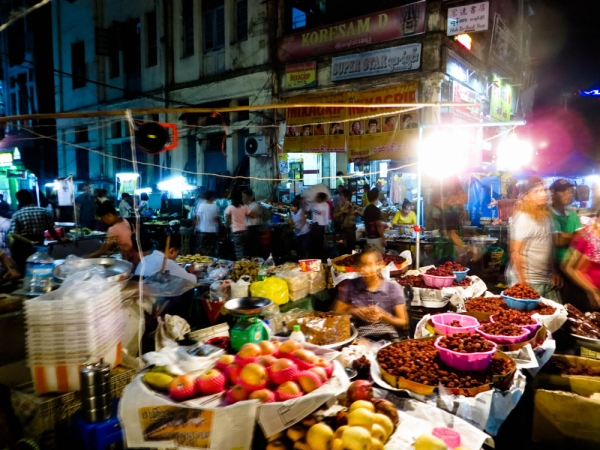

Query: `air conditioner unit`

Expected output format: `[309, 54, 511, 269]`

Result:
[244, 136, 267, 156]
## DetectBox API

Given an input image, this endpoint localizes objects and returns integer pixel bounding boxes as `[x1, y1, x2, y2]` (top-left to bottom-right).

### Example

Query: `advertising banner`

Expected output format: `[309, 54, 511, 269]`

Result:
[490, 77, 512, 121]
[452, 82, 481, 122]
[331, 43, 421, 81]
[447, 1, 489, 36]
[283, 82, 419, 162]
[277, 1, 426, 62]
[285, 62, 317, 89]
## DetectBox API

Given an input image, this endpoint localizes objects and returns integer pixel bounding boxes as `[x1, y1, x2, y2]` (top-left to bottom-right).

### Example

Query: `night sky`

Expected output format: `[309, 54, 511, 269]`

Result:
[530, 0, 600, 159]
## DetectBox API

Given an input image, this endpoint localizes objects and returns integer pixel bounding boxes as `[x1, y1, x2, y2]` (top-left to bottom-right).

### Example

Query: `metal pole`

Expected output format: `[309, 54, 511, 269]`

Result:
[35, 178, 40, 206]
[416, 125, 423, 269]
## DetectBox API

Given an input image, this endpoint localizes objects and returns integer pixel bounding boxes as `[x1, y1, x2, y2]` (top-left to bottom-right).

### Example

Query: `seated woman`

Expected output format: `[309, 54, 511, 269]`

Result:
[392, 199, 417, 227]
[332, 245, 408, 341]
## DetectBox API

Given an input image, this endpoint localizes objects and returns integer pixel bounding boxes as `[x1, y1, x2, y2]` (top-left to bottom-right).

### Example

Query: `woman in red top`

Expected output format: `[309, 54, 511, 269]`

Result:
[566, 213, 600, 310]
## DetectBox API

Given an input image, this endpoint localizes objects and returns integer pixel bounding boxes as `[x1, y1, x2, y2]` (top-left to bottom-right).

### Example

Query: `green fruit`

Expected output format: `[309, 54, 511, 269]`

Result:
[143, 372, 174, 392]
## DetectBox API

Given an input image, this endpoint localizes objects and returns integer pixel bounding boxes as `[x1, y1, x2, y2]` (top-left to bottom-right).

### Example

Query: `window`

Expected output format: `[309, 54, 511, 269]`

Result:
[108, 31, 120, 78]
[182, 0, 195, 57]
[203, 1, 225, 52]
[292, 7, 307, 29]
[237, 97, 249, 121]
[71, 41, 86, 89]
[111, 121, 122, 139]
[235, 0, 248, 42]
[74, 126, 89, 143]
[146, 11, 158, 67]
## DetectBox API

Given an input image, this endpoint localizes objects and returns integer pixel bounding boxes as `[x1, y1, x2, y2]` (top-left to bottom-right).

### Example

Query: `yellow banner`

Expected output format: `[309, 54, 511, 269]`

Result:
[285, 62, 317, 89]
[284, 82, 419, 161]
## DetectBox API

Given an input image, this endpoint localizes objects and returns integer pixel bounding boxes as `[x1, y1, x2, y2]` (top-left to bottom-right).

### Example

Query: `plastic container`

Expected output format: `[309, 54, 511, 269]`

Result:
[434, 336, 496, 371]
[422, 273, 455, 288]
[26, 247, 54, 296]
[289, 325, 306, 342]
[490, 314, 540, 337]
[453, 268, 470, 282]
[431, 313, 480, 336]
[432, 427, 461, 449]
[476, 325, 530, 345]
[501, 292, 541, 311]
[299, 259, 321, 272]
[257, 266, 267, 281]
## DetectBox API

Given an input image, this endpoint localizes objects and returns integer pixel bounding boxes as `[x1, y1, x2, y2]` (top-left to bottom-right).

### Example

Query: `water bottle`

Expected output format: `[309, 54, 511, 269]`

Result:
[264, 253, 275, 274]
[289, 325, 306, 342]
[257, 265, 267, 281]
[26, 247, 54, 296]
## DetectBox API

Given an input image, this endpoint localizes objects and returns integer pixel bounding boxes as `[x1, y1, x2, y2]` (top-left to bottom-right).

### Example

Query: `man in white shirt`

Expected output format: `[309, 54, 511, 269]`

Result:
[194, 191, 221, 257]
[135, 234, 196, 283]
[119, 193, 133, 219]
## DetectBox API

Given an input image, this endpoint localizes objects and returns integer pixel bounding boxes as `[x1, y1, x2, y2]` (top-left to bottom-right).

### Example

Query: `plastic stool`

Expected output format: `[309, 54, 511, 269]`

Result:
[72, 400, 123, 450]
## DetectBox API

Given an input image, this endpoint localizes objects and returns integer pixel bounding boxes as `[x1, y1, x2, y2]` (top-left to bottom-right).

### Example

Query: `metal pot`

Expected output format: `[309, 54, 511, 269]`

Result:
[53, 258, 133, 284]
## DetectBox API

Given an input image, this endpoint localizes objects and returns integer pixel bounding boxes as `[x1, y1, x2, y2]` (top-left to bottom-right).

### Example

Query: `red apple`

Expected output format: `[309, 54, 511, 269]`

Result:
[346, 380, 373, 404]
[296, 370, 323, 394]
[226, 384, 249, 405]
[259, 340, 278, 355]
[215, 354, 235, 372]
[238, 363, 268, 391]
[269, 358, 299, 385]
[249, 388, 276, 403]
[257, 355, 278, 368]
[224, 363, 243, 385]
[169, 375, 197, 402]
[308, 366, 328, 383]
[195, 369, 226, 395]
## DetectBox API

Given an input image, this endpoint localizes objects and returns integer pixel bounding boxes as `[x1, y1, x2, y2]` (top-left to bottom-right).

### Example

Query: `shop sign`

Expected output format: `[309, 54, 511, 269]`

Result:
[285, 62, 317, 89]
[490, 77, 512, 121]
[452, 82, 481, 122]
[445, 48, 483, 94]
[0, 153, 13, 167]
[447, 1, 489, 36]
[277, 1, 426, 62]
[331, 43, 421, 82]
[283, 82, 420, 162]
[489, 14, 519, 76]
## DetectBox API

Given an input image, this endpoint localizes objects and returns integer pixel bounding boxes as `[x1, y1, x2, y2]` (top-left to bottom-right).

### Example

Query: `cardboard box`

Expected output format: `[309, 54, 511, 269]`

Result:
[532, 389, 600, 447]
[532, 355, 600, 446]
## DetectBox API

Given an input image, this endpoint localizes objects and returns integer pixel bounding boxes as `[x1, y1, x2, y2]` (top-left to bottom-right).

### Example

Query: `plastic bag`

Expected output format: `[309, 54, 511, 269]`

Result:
[210, 280, 232, 301]
[250, 277, 289, 305]
[275, 270, 309, 291]
[230, 275, 251, 298]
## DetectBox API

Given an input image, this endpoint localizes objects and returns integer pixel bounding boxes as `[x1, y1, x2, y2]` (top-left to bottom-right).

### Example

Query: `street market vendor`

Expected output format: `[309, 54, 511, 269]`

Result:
[135, 234, 196, 282]
[85, 202, 141, 267]
[332, 245, 408, 342]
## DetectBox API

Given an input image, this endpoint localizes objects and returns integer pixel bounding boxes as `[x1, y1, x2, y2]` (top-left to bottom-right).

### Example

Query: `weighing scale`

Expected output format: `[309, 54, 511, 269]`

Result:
[224, 297, 272, 351]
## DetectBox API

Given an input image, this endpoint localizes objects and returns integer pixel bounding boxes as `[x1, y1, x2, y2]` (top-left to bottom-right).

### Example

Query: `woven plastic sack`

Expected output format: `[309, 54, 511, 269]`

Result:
[250, 277, 289, 305]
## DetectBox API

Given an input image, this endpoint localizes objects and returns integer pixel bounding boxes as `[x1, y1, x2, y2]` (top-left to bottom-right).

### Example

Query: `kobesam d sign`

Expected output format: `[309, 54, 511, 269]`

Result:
[277, 1, 426, 62]
[284, 82, 419, 161]
[331, 43, 421, 81]
[285, 62, 317, 89]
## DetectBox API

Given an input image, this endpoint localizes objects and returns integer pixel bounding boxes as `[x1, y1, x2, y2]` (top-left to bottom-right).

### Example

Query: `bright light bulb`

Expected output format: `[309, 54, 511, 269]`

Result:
[420, 131, 469, 178]
[497, 134, 533, 171]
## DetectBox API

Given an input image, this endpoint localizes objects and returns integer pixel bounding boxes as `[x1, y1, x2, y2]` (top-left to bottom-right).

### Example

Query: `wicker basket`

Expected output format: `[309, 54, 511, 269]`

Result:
[10, 365, 135, 448]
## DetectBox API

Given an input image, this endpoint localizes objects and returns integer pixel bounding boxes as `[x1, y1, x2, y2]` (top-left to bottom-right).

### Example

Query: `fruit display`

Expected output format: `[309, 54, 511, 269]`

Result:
[231, 260, 261, 282]
[451, 278, 471, 287]
[351, 356, 371, 380]
[478, 322, 524, 337]
[544, 358, 600, 377]
[396, 275, 472, 289]
[465, 296, 556, 317]
[425, 267, 454, 277]
[436, 333, 495, 353]
[503, 283, 540, 299]
[376, 338, 516, 394]
[176, 254, 215, 264]
[438, 261, 467, 272]
[267, 381, 399, 450]
[492, 309, 538, 326]
[332, 254, 406, 271]
[448, 320, 463, 327]
[141, 341, 336, 405]
[565, 303, 600, 338]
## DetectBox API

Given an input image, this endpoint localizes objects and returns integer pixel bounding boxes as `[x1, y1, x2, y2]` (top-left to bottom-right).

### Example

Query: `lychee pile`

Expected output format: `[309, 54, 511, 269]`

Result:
[150, 340, 335, 404]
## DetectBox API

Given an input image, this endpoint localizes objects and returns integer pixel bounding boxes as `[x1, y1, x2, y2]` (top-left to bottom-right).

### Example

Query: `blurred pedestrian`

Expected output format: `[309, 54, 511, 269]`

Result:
[225, 190, 254, 260]
[119, 193, 133, 219]
[309, 192, 330, 261]
[290, 199, 310, 259]
[138, 192, 150, 215]
[76, 184, 96, 229]
[506, 176, 561, 301]
[195, 190, 220, 257]
[333, 189, 362, 254]
[243, 189, 265, 257]
[363, 188, 386, 253]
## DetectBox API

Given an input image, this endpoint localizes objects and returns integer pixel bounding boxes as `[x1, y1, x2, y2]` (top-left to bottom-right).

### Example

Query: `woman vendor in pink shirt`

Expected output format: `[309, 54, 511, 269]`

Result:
[85, 201, 141, 268]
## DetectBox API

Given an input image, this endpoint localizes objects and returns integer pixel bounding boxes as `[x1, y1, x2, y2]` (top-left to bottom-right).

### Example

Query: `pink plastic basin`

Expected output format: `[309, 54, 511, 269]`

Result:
[423, 273, 455, 288]
[434, 336, 497, 371]
[432, 427, 461, 449]
[431, 313, 480, 336]
[490, 314, 540, 338]
[476, 325, 530, 345]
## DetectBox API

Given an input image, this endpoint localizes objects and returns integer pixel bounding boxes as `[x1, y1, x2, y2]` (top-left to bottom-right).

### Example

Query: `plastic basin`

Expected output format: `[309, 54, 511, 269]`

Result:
[501, 292, 541, 311]
[476, 326, 530, 345]
[434, 336, 496, 371]
[490, 314, 540, 338]
[431, 313, 480, 336]
[453, 269, 470, 282]
[423, 273, 455, 288]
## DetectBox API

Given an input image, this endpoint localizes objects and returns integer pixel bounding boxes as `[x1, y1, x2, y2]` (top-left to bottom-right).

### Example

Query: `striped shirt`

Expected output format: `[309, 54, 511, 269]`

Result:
[8, 206, 54, 241]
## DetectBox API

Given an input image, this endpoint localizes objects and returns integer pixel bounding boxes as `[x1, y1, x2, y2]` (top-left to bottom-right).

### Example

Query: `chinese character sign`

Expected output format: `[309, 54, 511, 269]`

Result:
[490, 78, 512, 121]
[447, 1, 489, 36]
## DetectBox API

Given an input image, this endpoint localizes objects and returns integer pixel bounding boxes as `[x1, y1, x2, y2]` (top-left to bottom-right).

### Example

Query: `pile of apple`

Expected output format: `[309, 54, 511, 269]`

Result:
[266, 380, 399, 450]
[165, 339, 336, 404]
